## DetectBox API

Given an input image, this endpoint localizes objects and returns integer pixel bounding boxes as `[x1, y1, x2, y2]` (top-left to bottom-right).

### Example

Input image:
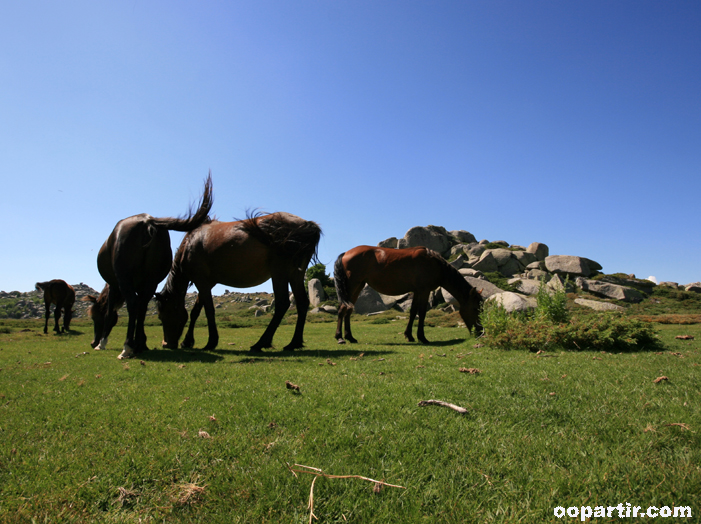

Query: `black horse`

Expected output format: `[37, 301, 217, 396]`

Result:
[85, 174, 213, 359]
[35, 279, 75, 334]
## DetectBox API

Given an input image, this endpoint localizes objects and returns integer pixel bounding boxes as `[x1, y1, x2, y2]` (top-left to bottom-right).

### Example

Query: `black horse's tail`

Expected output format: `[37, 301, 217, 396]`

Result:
[333, 253, 353, 307]
[152, 172, 214, 232]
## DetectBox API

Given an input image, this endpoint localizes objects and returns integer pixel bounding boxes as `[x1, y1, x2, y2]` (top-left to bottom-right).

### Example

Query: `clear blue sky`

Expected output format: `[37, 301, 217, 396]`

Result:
[1, 1, 699, 294]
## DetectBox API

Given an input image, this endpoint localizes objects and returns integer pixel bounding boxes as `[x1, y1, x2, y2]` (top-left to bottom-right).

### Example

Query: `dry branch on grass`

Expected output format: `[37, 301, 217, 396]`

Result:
[418, 399, 468, 414]
[115, 486, 138, 507]
[172, 481, 206, 506]
[287, 463, 406, 524]
[459, 367, 481, 374]
[653, 376, 669, 384]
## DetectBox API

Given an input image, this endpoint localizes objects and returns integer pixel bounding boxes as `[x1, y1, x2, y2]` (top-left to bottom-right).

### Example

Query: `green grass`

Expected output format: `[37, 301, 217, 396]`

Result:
[1, 317, 700, 523]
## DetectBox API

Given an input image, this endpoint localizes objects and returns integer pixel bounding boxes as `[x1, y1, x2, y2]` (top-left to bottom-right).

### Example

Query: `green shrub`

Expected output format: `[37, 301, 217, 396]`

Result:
[534, 278, 570, 323]
[305, 263, 333, 288]
[483, 272, 520, 293]
[482, 280, 657, 351]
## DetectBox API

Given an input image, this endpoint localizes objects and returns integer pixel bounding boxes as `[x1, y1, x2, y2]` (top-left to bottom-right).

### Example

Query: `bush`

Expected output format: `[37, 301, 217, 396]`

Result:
[481, 281, 658, 351]
[305, 263, 333, 288]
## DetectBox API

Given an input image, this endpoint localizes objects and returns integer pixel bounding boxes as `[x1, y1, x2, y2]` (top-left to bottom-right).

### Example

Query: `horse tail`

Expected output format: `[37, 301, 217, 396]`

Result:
[333, 253, 353, 307]
[151, 172, 214, 232]
[242, 213, 322, 271]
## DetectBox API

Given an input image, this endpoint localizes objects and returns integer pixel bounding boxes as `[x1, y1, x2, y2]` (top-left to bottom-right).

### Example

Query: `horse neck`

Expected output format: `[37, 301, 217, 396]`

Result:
[162, 265, 189, 301]
[439, 265, 471, 305]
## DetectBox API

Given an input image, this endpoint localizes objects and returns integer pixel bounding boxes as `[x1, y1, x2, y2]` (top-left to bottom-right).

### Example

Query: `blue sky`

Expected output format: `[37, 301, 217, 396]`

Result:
[1, 1, 699, 294]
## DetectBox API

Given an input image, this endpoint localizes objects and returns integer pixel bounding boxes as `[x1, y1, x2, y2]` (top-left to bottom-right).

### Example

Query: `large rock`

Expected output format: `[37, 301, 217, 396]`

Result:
[354, 285, 389, 314]
[526, 242, 549, 261]
[498, 257, 522, 278]
[574, 298, 624, 312]
[545, 255, 597, 277]
[577, 279, 643, 303]
[472, 251, 499, 273]
[490, 248, 513, 266]
[378, 292, 411, 310]
[598, 275, 655, 295]
[308, 278, 325, 307]
[508, 278, 542, 296]
[685, 282, 701, 293]
[450, 230, 477, 244]
[378, 237, 399, 248]
[397, 226, 451, 256]
[463, 243, 485, 258]
[513, 251, 538, 268]
[485, 292, 536, 313]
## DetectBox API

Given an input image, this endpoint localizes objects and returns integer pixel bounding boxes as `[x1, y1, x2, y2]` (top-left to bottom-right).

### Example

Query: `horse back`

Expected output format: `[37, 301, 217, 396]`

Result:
[98, 214, 173, 286]
[343, 246, 443, 295]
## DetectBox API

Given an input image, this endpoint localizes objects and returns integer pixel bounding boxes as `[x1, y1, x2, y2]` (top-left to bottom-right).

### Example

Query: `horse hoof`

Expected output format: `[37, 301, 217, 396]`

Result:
[118, 344, 136, 360]
[337, 339, 346, 345]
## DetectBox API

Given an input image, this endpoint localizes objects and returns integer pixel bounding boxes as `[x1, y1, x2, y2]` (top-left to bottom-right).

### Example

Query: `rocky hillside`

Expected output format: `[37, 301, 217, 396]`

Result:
[0, 283, 100, 320]
[308, 225, 701, 315]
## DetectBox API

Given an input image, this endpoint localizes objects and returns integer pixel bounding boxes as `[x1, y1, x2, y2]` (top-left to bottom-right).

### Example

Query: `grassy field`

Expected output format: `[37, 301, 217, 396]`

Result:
[1, 309, 700, 523]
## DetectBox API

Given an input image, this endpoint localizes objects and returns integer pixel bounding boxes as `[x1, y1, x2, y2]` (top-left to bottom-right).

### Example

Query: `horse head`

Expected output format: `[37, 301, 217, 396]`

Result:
[458, 287, 484, 336]
[154, 291, 188, 349]
[81, 295, 103, 348]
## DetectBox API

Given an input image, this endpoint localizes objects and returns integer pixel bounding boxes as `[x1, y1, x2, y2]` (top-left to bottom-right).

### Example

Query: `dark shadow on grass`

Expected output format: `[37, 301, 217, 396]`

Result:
[108, 347, 225, 363]
[203, 347, 396, 360]
[379, 338, 470, 347]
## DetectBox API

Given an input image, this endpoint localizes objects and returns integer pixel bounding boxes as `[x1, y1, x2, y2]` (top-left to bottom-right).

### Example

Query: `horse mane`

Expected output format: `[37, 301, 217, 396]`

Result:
[161, 233, 194, 297]
[240, 210, 322, 268]
[427, 249, 479, 303]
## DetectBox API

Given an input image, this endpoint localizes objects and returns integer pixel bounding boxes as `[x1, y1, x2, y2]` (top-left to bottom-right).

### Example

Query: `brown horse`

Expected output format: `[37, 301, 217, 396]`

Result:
[155, 212, 321, 352]
[87, 174, 213, 359]
[35, 279, 75, 334]
[334, 245, 483, 344]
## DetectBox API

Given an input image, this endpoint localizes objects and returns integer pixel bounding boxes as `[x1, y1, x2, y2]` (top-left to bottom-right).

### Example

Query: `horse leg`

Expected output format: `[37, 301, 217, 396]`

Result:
[182, 295, 203, 349]
[118, 283, 139, 359]
[336, 283, 363, 344]
[199, 289, 219, 350]
[251, 277, 289, 352]
[404, 295, 417, 342]
[134, 288, 155, 353]
[43, 300, 51, 334]
[96, 288, 122, 350]
[285, 273, 309, 351]
[335, 303, 348, 342]
[53, 303, 63, 333]
[415, 293, 430, 344]
[63, 308, 72, 333]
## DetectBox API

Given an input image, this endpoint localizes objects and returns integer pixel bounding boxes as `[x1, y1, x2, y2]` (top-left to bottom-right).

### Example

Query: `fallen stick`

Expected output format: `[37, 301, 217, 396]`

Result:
[418, 399, 468, 414]
[287, 463, 406, 524]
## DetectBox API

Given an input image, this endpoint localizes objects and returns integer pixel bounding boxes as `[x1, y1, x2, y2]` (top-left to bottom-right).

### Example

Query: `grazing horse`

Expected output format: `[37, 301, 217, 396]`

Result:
[82, 284, 122, 351]
[155, 212, 321, 352]
[35, 279, 75, 334]
[88, 174, 213, 359]
[334, 245, 483, 344]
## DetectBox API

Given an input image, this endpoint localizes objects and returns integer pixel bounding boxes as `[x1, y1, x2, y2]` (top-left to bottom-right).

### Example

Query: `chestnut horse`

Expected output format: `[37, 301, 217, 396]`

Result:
[35, 279, 75, 334]
[155, 212, 321, 352]
[334, 245, 483, 344]
[86, 174, 213, 359]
